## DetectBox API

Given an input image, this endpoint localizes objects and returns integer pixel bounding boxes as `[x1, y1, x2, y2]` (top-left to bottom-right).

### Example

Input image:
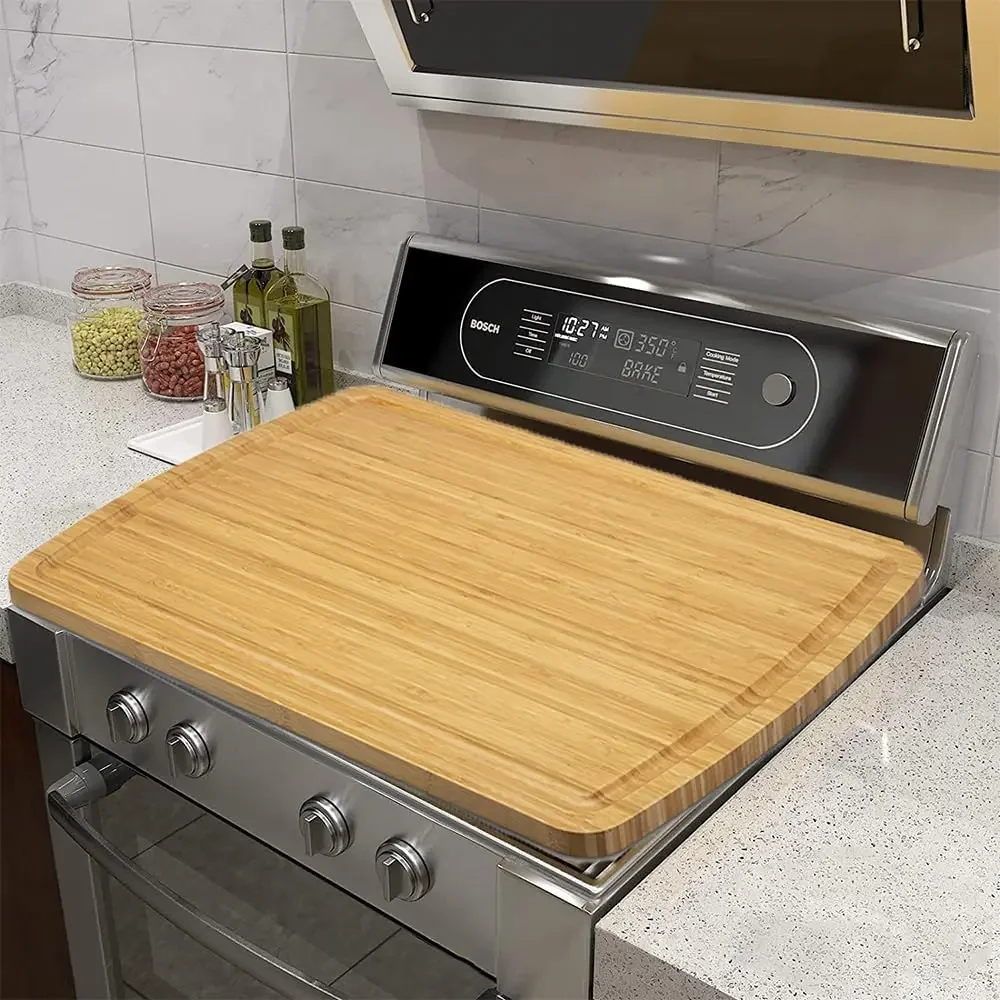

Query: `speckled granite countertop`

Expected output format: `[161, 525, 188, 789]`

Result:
[0, 284, 199, 661]
[595, 538, 1000, 1000]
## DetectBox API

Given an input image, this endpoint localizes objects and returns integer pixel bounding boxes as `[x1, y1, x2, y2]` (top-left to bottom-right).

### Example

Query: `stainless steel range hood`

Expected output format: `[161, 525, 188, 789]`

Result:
[350, 0, 1000, 169]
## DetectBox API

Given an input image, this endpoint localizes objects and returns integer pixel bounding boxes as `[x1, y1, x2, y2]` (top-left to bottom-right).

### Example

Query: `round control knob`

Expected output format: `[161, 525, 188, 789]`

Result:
[375, 838, 431, 903]
[164, 723, 212, 779]
[299, 797, 351, 857]
[106, 689, 149, 744]
[762, 372, 795, 407]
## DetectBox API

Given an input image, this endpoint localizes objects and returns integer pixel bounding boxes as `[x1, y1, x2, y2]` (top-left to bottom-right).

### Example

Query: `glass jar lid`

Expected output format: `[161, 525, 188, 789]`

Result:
[144, 282, 226, 323]
[72, 266, 152, 299]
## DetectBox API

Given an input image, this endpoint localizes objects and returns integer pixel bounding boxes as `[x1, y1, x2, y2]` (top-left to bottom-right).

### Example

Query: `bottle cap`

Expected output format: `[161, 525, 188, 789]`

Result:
[249, 220, 272, 242]
[282, 226, 305, 251]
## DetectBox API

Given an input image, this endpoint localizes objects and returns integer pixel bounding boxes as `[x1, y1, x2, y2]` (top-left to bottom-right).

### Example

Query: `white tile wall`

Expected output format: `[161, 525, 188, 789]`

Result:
[478, 211, 713, 286]
[0, 131, 29, 229]
[716, 146, 1000, 288]
[155, 262, 227, 284]
[22, 136, 153, 256]
[1, 1, 998, 537]
[1, 27, 19, 131]
[2, 0, 132, 38]
[146, 156, 295, 275]
[34, 232, 152, 291]
[284, 0, 371, 58]
[288, 54, 492, 204]
[129, 0, 286, 50]
[9, 31, 142, 150]
[135, 42, 291, 174]
[0, 228, 39, 282]
[478, 121, 719, 243]
[296, 180, 478, 312]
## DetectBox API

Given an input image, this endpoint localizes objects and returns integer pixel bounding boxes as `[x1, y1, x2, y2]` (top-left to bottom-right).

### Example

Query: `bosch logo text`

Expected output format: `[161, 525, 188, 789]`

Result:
[470, 319, 501, 334]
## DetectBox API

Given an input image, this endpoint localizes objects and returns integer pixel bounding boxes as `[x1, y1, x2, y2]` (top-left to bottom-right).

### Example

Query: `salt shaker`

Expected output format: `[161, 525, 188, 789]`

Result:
[222, 330, 265, 434]
[201, 396, 233, 451]
[263, 376, 295, 422]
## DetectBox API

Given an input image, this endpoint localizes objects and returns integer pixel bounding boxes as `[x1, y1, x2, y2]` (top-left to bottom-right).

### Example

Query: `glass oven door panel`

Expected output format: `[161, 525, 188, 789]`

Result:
[95, 774, 490, 1000]
[391, 0, 969, 114]
[98, 763, 205, 860]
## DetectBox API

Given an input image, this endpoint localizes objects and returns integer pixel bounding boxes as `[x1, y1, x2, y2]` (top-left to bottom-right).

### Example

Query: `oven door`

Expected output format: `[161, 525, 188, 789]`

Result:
[47, 751, 495, 1000]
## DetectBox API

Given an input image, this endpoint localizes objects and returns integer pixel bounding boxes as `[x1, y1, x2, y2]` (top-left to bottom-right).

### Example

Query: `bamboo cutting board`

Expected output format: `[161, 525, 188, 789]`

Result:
[10, 388, 925, 857]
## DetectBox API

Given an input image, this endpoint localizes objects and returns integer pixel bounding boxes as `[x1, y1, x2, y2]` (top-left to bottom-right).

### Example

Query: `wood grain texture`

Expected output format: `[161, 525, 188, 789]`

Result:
[8, 388, 925, 857]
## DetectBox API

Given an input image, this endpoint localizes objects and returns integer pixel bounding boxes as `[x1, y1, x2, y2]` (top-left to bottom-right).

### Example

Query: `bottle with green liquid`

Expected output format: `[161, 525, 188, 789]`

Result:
[232, 219, 282, 328]
[264, 226, 335, 405]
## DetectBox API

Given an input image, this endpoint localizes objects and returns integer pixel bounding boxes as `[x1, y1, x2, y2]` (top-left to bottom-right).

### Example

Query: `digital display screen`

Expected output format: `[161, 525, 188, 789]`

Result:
[548, 313, 700, 396]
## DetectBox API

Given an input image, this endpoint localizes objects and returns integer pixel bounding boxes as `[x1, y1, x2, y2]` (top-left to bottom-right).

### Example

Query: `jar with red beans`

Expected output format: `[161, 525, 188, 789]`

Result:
[140, 282, 225, 400]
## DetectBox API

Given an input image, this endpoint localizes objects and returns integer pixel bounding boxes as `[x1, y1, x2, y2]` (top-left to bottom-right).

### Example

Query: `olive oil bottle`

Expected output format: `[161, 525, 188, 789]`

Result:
[263, 227, 335, 405]
[233, 220, 281, 328]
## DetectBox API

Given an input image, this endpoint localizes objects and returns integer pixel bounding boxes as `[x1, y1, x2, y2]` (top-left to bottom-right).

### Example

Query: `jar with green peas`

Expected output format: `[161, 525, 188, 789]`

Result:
[70, 267, 152, 380]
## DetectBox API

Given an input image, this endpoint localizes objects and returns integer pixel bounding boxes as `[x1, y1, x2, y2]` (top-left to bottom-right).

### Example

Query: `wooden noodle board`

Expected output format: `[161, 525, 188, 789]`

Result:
[9, 388, 925, 857]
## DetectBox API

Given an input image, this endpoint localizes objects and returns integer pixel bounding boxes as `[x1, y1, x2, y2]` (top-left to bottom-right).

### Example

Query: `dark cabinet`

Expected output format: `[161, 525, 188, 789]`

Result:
[391, 0, 969, 114]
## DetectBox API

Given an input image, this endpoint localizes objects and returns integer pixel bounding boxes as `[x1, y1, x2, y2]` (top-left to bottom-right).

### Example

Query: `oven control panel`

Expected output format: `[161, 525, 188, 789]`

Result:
[458, 277, 818, 451]
[378, 240, 951, 509]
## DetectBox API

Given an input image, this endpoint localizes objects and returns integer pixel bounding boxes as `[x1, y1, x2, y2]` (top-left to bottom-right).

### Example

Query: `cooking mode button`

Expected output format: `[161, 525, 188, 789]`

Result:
[762, 373, 795, 407]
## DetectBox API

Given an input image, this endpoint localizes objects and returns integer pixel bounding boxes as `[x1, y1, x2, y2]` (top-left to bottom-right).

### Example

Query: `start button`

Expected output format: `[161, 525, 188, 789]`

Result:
[762, 373, 795, 407]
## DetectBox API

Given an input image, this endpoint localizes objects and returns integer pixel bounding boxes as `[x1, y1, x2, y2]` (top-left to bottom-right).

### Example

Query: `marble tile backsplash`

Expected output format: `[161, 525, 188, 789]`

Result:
[0, 0, 998, 538]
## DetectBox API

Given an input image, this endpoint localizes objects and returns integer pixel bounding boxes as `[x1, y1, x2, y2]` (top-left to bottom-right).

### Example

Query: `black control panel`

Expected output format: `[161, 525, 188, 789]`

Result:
[379, 243, 949, 505]
[457, 276, 820, 452]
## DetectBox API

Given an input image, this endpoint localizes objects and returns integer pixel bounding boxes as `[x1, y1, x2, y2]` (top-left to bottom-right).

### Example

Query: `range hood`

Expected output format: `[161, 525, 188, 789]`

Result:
[350, 0, 1000, 169]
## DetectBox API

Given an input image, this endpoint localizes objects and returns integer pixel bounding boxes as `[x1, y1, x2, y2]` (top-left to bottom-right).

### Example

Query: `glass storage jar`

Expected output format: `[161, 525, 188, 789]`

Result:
[69, 267, 152, 380]
[140, 282, 225, 400]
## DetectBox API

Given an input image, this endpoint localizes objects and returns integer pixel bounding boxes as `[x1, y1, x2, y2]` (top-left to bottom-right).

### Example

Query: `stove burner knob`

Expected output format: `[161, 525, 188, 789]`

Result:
[762, 372, 795, 407]
[299, 797, 352, 857]
[375, 838, 432, 903]
[164, 723, 212, 779]
[106, 689, 149, 744]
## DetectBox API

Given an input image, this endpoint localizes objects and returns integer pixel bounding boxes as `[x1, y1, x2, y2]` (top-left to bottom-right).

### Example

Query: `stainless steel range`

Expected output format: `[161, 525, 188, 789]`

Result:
[11, 236, 976, 1000]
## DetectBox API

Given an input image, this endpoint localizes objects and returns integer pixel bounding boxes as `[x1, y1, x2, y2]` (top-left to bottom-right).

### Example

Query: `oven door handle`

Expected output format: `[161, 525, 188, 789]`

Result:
[47, 771, 348, 1000]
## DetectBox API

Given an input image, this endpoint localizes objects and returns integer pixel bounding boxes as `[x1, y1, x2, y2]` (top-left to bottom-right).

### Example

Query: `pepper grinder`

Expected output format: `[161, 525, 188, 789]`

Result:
[222, 329, 265, 434]
[196, 324, 228, 404]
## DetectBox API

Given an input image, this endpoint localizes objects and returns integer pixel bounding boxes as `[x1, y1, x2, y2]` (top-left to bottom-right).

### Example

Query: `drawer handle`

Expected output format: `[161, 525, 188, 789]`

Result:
[47, 757, 347, 1000]
[899, 0, 924, 52]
